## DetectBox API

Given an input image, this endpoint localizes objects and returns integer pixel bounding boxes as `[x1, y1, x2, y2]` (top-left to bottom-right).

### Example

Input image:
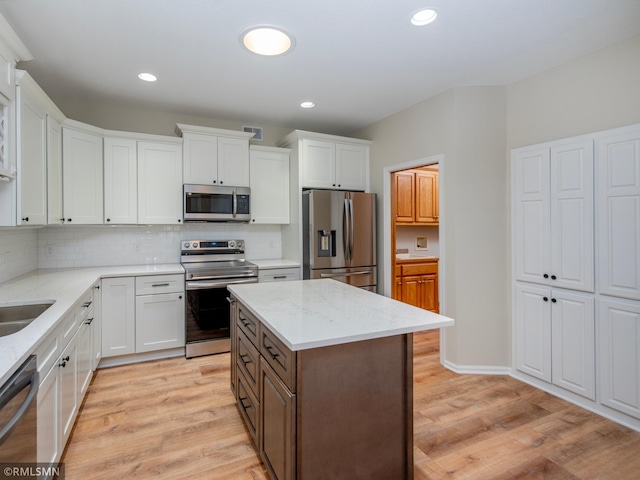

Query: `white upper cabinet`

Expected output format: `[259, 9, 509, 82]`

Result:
[513, 139, 594, 292]
[62, 123, 103, 224]
[16, 74, 47, 225]
[103, 137, 137, 224]
[249, 146, 290, 224]
[177, 124, 253, 187]
[597, 125, 640, 301]
[47, 115, 63, 224]
[137, 140, 183, 224]
[300, 138, 369, 191]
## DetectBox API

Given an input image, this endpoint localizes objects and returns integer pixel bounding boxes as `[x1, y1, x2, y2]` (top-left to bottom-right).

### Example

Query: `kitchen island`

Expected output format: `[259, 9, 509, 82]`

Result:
[227, 279, 454, 480]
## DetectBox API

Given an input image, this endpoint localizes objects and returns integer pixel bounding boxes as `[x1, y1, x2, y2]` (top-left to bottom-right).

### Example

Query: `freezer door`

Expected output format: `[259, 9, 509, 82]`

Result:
[310, 266, 377, 290]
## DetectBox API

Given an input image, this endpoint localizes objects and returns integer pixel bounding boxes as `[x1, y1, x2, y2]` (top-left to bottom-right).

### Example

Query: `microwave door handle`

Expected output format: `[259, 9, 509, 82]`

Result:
[232, 191, 237, 218]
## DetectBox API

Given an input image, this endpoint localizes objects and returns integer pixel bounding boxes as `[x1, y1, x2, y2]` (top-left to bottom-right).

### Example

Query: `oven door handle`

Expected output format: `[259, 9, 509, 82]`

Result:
[186, 278, 257, 290]
[0, 368, 38, 445]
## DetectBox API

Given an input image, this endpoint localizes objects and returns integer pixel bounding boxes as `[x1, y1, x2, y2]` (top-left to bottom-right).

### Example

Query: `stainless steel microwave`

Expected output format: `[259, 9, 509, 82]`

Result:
[183, 184, 251, 222]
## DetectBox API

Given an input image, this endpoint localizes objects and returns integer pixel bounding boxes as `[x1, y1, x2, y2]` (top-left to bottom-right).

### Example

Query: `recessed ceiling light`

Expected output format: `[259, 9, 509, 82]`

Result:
[300, 101, 315, 109]
[411, 9, 438, 26]
[241, 26, 295, 56]
[138, 72, 157, 82]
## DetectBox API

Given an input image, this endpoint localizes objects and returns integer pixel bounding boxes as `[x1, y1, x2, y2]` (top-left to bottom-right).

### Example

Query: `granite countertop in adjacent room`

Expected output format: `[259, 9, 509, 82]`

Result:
[228, 278, 454, 351]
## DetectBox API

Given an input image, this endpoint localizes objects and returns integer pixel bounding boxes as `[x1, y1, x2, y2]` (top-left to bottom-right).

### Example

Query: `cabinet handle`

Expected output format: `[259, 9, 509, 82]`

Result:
[551, 275, 557, 280]
[22, 217, 29, 222]
[212, 180, 217, 184]
[67, 218, 72, 222]
[82, 301, 92, 308]
[85, 318, 94, 325]
[177, 219, 182, 223]
[59, 360, 67, 368]
[226, 297, 236, 304]
[273, 275, 287, 280]
[60, 218, 65, 222]
[543, 297, 549, 302]
[264, 345, 279, 359]
[238, 396, 251, 410]
[151, 283, 170, 287]
[95, 285, 100, 290]
[543, 274, 549, 279]
[239, 354, 252, 365]
[220, 180, 224, 184]
[178, 295, 182, 299]
[551, 298, 557, 303]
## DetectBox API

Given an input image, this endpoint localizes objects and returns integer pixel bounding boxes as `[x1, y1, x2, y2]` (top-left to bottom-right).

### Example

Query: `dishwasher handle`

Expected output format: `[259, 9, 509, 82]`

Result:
[0, 368, 38, 444]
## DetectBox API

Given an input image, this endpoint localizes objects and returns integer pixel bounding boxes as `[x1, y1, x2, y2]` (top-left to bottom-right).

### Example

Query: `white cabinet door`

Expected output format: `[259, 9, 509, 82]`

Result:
[513, 141, 593, 292]
[513, 147, 551, 285]
[62, 128, 103, 224]
[59, 333, 78, 446]
[137, 141, 183, 224]
[135, 292, 185, 353]
[104, 137, 137, 224]
[183, 132, 217, 184]
[514, 283, 552, 382]
[16, 83, 47, 225]
[599, 298, 640, 420]
[76, 316, 93, 399]
[37, 365, 60, 464]
[302, 139, 336, 189]
[218, 136, 250, 186]
[597, 126, 640, 301]
[550, 141, 594, 292]
[92, 283, 102, 370]
[250, 147, 290, 224]
[335, 142, 368, 191]
[101, 277, 135, 357]
[47, 115, 63, 224]
[551, 290, 595, 400]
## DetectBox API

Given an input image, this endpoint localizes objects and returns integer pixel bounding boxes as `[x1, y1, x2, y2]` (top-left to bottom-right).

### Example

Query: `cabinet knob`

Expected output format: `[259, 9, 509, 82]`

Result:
[543, 274, 549, 279]
[67, 218, 72, 222]
[60, 218, 65, 222]
[106, 218, 111, 222]
[22, 217, 29, 222]
[332, 183, 336, 187]
[178, 219, 182, 223]
[212, 180, 217, 184]
[551, 275, 557, 280]
[220, 181, 224, 184]
[551, 298, 557, 303]
[543, 297, 549, 302]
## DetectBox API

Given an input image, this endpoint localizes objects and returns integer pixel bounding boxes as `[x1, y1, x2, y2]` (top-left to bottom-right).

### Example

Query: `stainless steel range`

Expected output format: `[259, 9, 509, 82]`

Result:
[181, 239, 257, 358]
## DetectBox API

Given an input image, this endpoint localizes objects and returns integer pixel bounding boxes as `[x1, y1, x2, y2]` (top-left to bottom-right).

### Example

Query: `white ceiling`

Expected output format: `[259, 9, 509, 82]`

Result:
[1, 0, 640, 135]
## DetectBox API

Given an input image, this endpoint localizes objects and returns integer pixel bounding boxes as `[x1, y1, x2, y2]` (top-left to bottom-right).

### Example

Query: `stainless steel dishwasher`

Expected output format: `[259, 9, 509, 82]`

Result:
[0, 355, 38, 463]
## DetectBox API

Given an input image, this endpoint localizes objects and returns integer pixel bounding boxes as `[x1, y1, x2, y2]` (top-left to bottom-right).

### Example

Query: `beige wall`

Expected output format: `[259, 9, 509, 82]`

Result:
[54, 96, 292, 147]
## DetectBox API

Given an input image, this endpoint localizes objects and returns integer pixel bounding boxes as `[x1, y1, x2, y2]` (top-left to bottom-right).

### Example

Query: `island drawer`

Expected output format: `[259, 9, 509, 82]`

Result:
[236, 328, 260, 396]
[402, 262, 438, 276]
[236, 368, 259, 446]
[261, 326, 296, 393]
[237, 304, 260, 347]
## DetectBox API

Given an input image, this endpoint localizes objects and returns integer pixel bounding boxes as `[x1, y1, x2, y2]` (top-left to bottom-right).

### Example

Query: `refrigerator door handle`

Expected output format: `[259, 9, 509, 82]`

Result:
[320, 270, 372, 278]
[343, 198, 350, 262]
[349, 198, 355, 262]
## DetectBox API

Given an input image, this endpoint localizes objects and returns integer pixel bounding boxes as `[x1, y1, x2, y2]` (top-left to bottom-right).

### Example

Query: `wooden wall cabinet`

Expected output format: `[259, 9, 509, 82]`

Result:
[394, 169, 438, 225]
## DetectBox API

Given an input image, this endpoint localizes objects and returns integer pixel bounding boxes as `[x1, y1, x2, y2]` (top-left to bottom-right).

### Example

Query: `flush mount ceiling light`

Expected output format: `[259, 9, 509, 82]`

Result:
[300, 101, 315, 109]
[138, 72, 157, 82]
[411, 8, 438, 26]
[241, 26, 295, 56]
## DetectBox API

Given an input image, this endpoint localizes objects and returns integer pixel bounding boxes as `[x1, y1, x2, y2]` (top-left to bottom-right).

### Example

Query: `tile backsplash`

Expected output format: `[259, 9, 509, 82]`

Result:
[37, 224, 282, 268]
[0, 229, 39, 283]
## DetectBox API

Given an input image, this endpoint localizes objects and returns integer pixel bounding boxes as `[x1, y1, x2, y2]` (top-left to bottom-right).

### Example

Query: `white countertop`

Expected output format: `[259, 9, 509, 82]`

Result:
[228, 279, 454, 351]
[0, 264, 183, 385]
[250, 259, 300, 269]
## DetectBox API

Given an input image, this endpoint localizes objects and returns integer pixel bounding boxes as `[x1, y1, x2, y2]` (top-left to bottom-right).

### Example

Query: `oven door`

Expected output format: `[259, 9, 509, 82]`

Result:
[185, 277, 256, 357]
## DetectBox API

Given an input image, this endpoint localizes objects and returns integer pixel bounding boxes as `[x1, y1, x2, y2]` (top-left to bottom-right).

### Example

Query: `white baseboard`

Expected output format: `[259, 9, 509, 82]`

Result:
[442, 359, 511, 376]
[97, 347, 186, 368]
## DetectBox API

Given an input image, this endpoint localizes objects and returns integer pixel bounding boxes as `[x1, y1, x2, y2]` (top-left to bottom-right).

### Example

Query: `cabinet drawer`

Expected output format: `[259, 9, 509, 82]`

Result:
[395, 265, 402, 276]
[258, 268, 300, 283]
[237, 328, 260, 396]
[261, 326, 296, 393]
[236, 368, 260, 446]
[237, 304, 260, 347]
[401, 262, 438, 276]
[34, 327, 61, 376]
[135, 274, 184, 295]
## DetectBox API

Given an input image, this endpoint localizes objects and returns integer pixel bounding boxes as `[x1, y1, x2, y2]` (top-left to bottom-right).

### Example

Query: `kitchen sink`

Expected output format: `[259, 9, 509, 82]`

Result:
[0, 301, 54, 337]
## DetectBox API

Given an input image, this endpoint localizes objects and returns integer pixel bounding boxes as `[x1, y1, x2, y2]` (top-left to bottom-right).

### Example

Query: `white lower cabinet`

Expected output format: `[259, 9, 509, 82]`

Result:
[101, 277, 136, 357]
[599, 297, 640, 420]
[135, 292, 185, 352]
[36, 284, 98, 464]
[515, 283, 595, 400]
[102, 274, 185, 358]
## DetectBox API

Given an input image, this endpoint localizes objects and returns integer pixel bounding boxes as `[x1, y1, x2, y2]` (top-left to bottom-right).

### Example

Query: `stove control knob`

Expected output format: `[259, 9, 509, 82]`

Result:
[192, 242, 199, 248]
[236, 241, 243, 249]
[183, 242, 190, 249]
[229, 241, 236, 248]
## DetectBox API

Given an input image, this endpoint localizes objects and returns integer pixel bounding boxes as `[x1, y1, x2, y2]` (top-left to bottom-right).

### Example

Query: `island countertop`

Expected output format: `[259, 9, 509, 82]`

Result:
[227, 278, 454, 351]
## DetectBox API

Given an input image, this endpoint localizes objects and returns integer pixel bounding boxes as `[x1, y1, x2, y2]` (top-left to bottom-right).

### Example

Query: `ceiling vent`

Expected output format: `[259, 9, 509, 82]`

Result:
[242, 125, 263, 141]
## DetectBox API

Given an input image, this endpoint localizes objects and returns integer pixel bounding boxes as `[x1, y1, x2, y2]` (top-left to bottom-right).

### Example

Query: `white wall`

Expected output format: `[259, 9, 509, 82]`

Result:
[37, 224, 282, 268]
[0, 229, 38, 283]
[395, 226, 439, 257]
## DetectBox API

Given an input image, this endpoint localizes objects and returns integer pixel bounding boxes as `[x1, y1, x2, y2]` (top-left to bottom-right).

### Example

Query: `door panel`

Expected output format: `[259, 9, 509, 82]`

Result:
[348, 192, 376, 267]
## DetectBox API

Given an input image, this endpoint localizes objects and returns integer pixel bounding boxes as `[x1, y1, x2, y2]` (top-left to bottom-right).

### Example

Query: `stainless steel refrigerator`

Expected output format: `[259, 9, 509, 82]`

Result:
[303, 190, 377, 291]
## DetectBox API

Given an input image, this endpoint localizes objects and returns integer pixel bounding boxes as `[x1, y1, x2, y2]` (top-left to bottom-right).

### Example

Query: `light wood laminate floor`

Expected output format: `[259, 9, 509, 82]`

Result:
[62, 331, 640, 479]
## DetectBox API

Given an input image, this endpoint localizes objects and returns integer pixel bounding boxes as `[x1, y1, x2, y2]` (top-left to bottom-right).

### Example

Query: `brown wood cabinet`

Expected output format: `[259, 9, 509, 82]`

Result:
[230, 295, 413, 480]
[394, 169, 439, 225]
[395, 259, 439, 313]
